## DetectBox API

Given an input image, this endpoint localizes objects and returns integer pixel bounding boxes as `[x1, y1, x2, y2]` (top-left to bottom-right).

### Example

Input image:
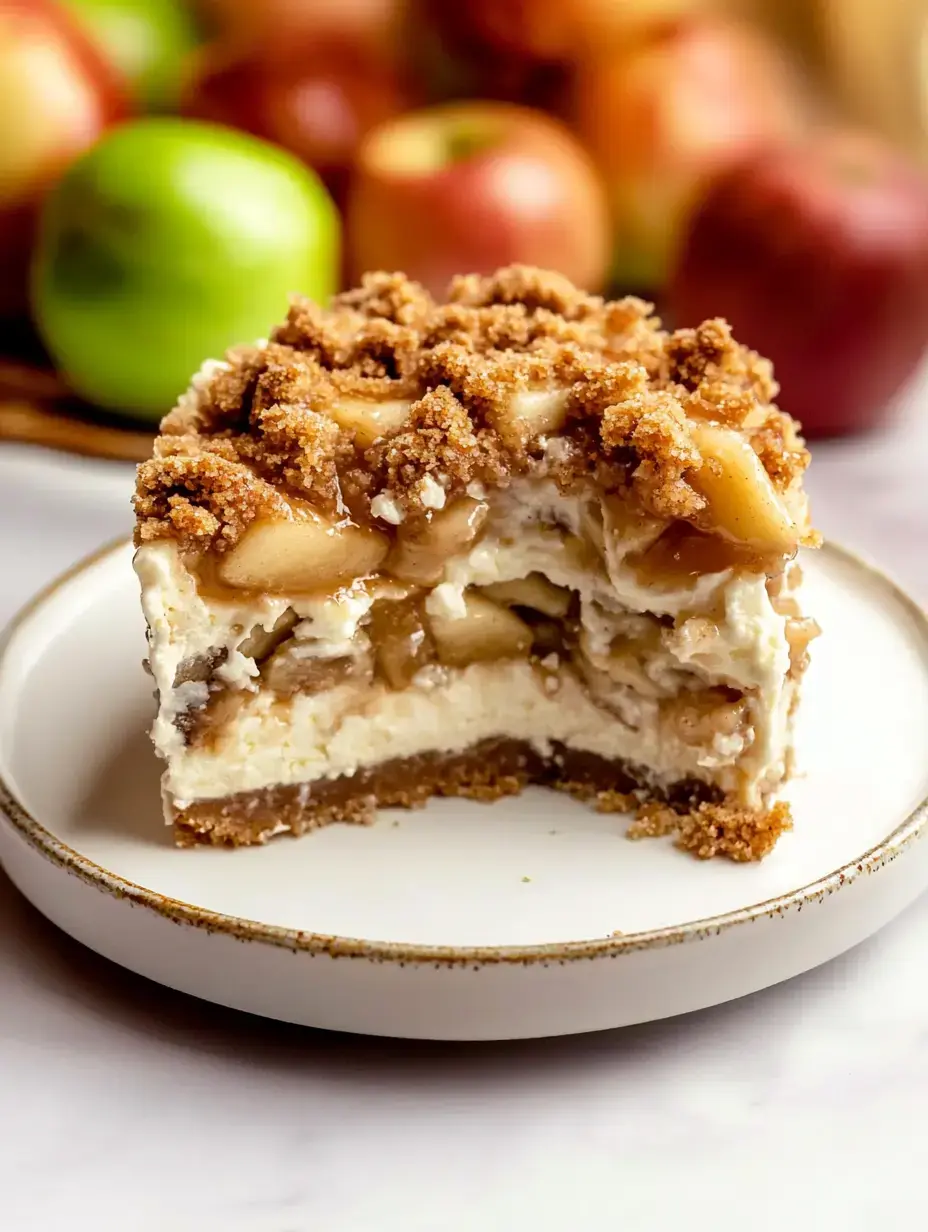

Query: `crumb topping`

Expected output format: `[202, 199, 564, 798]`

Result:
[135, 451, 292, 550]
[599, 389, 706, 521]
[367, 385, 509, 504]
[134, 265, 811, 552]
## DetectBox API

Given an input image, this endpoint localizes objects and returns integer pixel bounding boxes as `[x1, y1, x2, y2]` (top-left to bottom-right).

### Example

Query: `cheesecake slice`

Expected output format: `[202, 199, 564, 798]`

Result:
[134, 266, 819, 859]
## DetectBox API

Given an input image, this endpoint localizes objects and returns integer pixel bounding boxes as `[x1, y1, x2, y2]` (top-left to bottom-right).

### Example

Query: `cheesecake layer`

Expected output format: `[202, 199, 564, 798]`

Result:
[163, 658, 797, 807]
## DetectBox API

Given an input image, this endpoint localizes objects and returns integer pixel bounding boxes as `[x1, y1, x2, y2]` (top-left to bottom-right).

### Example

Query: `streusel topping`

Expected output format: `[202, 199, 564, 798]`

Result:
[134, 266, 811, 553]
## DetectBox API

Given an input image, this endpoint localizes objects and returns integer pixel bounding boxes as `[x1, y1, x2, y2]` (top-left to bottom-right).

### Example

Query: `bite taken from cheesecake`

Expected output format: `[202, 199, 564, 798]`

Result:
[133, 265, 819, 860]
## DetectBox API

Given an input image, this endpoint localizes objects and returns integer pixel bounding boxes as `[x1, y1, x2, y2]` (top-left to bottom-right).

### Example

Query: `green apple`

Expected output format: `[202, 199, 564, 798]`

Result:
[32, 118, 340, 420]
[60, 0, 201, 112]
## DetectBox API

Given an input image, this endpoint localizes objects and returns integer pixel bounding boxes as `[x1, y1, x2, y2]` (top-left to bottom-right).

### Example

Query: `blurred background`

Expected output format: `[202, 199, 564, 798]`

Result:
[3, 0, 928, 458]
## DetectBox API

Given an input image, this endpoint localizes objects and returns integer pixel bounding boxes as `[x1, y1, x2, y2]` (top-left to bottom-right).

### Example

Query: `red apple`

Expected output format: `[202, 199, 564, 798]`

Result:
[0, 0, 127, 316]
[430, 0, 703, 61]
[669, 131, 928, 438]
[572, 16, 806, 291]
[345, 102, 611, 297]
[403, 0, 565, 109]
[183, 36, 412, 207]
[199, 0, 403, 63]
[405, 0, 703, 108]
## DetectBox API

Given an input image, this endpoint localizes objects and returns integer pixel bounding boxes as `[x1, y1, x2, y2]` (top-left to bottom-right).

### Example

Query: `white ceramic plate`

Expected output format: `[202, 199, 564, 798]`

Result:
[1, 540, 926, 1040]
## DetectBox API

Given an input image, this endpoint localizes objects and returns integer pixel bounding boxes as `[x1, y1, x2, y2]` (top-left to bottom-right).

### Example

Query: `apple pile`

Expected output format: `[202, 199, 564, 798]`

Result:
[1, 0, 927, 437]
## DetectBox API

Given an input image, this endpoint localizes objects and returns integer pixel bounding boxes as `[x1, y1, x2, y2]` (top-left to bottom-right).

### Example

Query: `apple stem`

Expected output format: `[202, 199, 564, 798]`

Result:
[445, 124, 498, 165]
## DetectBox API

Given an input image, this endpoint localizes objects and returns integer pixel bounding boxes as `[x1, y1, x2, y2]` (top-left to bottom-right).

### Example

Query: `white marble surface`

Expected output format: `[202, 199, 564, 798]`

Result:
[0, 389, 926, 1231]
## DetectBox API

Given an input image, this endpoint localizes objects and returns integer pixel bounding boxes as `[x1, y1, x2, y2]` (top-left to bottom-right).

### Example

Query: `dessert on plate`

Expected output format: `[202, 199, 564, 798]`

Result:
[134, 265, 819, 859]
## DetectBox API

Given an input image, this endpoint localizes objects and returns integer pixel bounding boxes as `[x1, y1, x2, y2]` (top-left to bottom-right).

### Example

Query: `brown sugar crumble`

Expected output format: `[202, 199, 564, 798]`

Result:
[133, 265, 811, 554]
[555, 777, 790, 863]
[628, 800, 794, 862]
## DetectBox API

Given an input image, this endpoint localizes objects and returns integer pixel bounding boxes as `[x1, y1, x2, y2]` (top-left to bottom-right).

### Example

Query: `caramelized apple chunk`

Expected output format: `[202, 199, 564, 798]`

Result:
[578, 626, 665, 698]
[427, 591, 533, 668]
[579, 500, 607, 560]
[785, 615, 821, 677]
[490, 388, 569, 448]
[663, 688, 748, 747]
[690, 424, 798, 555]
[387, 497, 489, 585]
[560, 532, 607, 578]
[600, 495, 666, 555]
[367, 597, 436, 689]
[329, 398, 411, 447]
[219, 513, 388, 593]
[480, 573, 572, 619]
[238, 609, 299, 662]
[628, 523, 765, 587]
[262, 646, 373, 697]
[524, 615, 570, 659]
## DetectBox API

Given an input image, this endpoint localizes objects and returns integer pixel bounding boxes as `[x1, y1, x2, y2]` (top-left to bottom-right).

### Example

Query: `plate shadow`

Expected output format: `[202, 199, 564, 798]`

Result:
[73, 725, 169, 848]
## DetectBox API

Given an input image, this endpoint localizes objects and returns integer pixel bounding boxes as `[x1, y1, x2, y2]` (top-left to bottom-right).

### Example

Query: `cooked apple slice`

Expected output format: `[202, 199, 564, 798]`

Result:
[330, 397, 411, 447]
[368, 597, 436, 689]
[600, 494, 666, 554]
[527, 618, 567, 659]
[560, 532, 606, 577]
[428, 591, 532, 668]
[784, 615, 821, 676]
[263, 647, 372, 696]
[480, 573, 572, 618]
[690, 424, 798, 555]
[238, 608, 299, 661]
[219, 513, 389, 592]
[663, 688, 748, 747]
[627, 523, 761, 587]
[388, 497, 489, 585]
[578, 627, 663, 698]
[579, 499, 606, 560]
[491, 387, 569, 447]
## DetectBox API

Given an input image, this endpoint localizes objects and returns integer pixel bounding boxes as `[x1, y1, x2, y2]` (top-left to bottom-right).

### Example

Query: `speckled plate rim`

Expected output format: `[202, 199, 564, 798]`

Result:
[0, 536, 926, 967]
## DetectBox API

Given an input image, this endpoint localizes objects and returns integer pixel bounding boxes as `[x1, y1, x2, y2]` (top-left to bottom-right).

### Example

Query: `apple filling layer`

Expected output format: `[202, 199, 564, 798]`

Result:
[134, 265, 818, 857]
[137, 476, 811, 847]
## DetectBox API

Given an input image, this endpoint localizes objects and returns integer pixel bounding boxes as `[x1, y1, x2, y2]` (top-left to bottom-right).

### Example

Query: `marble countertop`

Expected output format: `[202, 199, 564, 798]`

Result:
[1, 390, 926, 1232]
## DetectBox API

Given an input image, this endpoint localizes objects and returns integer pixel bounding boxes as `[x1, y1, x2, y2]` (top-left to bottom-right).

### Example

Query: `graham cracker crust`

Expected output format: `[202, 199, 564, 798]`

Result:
[171, 739, 788, 861]
[172, 739, 701, 846]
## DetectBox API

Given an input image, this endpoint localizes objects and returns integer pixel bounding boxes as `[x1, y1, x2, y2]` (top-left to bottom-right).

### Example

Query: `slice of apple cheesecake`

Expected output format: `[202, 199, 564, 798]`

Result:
[134, 265, 819, 858]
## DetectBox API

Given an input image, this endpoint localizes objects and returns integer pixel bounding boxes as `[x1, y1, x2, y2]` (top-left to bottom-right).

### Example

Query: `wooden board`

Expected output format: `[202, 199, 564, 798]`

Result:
[0, 357, 154, 464]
